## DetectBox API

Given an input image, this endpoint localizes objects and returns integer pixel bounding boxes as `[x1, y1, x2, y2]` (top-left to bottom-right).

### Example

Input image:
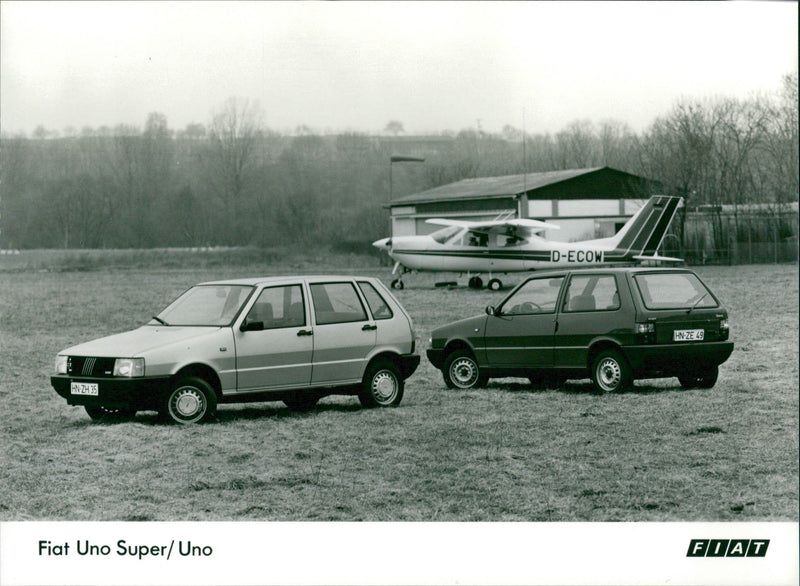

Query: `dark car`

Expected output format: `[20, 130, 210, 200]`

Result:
[426, 268, 733, 393]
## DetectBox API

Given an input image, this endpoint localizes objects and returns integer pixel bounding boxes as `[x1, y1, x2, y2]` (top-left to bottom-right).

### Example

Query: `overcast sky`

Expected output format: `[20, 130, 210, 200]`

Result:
[1, 1, 797, 137]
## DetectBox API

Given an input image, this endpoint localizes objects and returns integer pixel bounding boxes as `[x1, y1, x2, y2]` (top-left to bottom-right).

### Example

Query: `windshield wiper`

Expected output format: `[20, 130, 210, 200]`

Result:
[687, 293, 708, 314]
[152, 316, 169, 326]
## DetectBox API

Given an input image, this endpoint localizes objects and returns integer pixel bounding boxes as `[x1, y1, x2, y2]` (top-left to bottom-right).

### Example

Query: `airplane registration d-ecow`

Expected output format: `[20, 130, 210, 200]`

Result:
[373, 195, 683, 290]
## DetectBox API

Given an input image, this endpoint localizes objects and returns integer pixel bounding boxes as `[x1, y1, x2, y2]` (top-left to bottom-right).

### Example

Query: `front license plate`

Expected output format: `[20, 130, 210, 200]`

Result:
[71, 382, 99, 396]
[673, 329, 704, 342]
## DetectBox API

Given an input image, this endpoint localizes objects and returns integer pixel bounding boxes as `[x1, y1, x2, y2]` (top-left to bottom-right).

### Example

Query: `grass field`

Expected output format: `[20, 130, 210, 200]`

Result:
[0, 251, 797, 521]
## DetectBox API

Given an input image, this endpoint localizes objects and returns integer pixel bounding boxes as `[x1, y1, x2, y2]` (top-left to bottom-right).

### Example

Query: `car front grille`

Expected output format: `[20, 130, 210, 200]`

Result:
[66, 356, 116, 378]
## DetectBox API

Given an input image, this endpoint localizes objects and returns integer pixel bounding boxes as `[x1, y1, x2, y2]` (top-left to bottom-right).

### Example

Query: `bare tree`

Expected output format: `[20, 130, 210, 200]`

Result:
[207, 97, 264, 244]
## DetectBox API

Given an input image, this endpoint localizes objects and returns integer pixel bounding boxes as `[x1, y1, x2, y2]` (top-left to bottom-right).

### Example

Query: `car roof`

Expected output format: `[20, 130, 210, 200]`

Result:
[520, 266, 696, 279]
[197, 275, 378, 287]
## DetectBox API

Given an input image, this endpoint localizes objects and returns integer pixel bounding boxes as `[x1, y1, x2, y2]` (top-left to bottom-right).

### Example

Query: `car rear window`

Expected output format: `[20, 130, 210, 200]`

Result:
[633, 273, 718, 310]
[358, 281, 393, 320]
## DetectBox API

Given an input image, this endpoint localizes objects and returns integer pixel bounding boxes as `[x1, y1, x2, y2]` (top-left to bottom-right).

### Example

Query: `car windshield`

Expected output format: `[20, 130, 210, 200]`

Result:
[153, 285, 254, 326]
[633, 273, 718, 310]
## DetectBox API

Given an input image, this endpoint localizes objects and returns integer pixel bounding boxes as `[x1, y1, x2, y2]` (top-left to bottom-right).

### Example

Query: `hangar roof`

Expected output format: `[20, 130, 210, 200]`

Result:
[391, 166, 662, 206]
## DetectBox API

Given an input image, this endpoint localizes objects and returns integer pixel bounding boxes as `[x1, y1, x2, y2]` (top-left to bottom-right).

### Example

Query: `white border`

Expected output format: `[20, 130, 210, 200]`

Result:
[1, 521, 797, 586]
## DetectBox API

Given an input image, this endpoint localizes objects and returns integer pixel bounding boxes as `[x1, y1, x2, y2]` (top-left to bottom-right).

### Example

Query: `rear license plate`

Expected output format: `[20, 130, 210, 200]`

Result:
[673, 329, 704, 342]
[71, 382, 99, 396]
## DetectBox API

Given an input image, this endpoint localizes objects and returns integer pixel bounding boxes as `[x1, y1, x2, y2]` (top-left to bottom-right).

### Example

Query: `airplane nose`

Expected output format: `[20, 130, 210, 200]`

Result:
[372, 238, 392, 250]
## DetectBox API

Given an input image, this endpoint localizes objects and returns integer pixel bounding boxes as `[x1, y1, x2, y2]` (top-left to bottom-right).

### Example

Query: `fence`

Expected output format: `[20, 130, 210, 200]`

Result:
[679, 238, 798, 266]
[673, 205, 799, 266]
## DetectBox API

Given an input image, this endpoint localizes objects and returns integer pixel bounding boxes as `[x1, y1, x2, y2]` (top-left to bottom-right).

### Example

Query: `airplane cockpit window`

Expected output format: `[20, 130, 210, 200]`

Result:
[462, 230, 489, 247]
[497, 233, 527, 247]
[430, 226, 461, 244]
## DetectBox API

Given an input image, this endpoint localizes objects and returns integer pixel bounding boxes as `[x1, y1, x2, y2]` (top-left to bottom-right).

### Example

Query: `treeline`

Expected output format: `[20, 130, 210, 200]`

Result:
[1, 73, 796, 251]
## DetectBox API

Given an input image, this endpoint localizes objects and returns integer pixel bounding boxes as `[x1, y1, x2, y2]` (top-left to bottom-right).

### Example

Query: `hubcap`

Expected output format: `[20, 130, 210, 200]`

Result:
[451, 357, 478, 388]
[171, 387, 205, 421]
[597, 358, 621, 391]
[371, 370, 398, 402]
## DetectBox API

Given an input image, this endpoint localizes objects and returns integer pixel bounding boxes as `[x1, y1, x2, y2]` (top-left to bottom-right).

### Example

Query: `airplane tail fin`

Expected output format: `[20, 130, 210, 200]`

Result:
[606, 195, 682, 259]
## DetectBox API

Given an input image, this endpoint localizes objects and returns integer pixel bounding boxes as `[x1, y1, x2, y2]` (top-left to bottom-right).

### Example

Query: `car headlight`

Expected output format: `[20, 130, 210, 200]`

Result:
[113, 358, 145, 377]
[55, 355, 68, 374]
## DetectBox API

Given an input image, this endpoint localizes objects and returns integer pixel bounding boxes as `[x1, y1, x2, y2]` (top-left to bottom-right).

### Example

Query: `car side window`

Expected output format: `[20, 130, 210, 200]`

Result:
[501, 277, 564, 315]
[245, 285, 305, 329]
[310, 282, 368, 325]
[357, 281, 393, 320]
[563, 275, 620, 312]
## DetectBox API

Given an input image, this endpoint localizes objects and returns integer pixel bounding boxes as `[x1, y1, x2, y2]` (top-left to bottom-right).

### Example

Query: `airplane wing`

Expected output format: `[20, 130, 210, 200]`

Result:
[426, 217, 560, 233]
[632, 254, 684, 263]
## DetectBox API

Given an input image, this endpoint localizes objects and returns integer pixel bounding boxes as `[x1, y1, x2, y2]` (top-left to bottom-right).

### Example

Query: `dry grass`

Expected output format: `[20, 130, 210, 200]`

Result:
[0, 258, 796, 521]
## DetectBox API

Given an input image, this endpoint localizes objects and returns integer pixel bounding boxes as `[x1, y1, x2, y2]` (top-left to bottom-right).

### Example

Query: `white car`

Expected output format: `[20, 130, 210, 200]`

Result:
[51, 276, 420, 423]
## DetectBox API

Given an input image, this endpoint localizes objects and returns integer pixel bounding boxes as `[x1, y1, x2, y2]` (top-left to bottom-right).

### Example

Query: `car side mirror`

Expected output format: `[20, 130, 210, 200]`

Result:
[240, 320, 264, 332]
[485, 305, 496, 316]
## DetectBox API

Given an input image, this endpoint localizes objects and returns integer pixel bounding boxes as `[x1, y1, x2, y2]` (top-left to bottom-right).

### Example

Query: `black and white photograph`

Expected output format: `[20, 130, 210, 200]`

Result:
[0, 1, 797, 585]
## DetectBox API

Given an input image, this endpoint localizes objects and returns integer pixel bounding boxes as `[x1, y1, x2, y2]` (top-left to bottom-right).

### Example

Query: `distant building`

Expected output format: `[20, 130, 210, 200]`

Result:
[388, 166, 666, 242]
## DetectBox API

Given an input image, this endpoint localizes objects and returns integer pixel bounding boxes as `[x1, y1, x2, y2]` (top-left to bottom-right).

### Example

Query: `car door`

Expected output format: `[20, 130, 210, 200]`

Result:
[554, 273, 631, 369]
[234, 283, 313, 392]
[484, 275, 565, 367]
[309, 281, 376, 385]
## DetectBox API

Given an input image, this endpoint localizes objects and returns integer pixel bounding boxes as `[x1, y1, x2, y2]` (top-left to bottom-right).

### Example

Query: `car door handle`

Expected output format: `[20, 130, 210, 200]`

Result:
[297, 329, 313, 336]
[362, 324, 377, 331]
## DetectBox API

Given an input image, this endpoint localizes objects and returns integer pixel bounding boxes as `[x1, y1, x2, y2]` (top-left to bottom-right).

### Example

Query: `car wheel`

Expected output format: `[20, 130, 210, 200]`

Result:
[359, 359, 404, 407]
[591, 349, 631, 393]
[487, 278, 502, 291]
[443, 350, 482, 389]
[163, 376, 217, 424]
[284, 393, 320, 412]
[678, 366, 719, 389]
[84, 405, 136, 422]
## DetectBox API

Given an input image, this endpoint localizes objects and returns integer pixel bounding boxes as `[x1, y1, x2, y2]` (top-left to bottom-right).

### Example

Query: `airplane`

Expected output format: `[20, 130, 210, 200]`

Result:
[373, 195, 683, 290]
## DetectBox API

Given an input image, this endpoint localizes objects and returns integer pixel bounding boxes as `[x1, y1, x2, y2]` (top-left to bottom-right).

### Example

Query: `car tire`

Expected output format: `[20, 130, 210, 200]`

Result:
[678, 366, 719, 389]
[163, 376, 217, 424]
[284, 393, 321, 412]
[84, 405, 136, 422]
[443, 349, 482, 389]
[359, 359, 404, 407]
[591, 349, 632, 393]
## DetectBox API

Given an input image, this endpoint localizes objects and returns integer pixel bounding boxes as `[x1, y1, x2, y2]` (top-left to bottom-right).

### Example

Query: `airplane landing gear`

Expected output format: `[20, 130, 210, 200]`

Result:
[487, 278, 503, 291]
[467, 276, 483, 289]
[391, 262, 410, 289]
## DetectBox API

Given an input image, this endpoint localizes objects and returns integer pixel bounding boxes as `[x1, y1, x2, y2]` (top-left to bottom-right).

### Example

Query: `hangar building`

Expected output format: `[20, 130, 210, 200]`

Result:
[388, 166, 667, 243]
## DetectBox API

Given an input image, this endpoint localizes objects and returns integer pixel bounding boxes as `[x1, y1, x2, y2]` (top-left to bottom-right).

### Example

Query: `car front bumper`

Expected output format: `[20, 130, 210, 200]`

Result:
[51, 375, 172, 410]
[426, 348, 446, 369]
[625, 341, 734, 376]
